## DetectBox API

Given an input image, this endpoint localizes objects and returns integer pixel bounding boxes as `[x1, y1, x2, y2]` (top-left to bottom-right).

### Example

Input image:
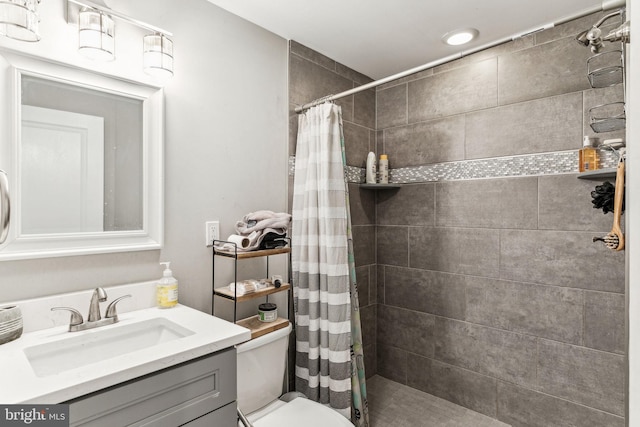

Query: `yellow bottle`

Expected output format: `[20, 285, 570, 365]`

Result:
[157, 262, 178, 308]
[579, 136, 600, 172]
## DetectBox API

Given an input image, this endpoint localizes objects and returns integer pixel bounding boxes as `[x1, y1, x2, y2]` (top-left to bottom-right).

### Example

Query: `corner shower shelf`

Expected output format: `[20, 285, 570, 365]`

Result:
[577, 168, 617, 180]
[211, 242, 292, 340]
[359, 183, 401, 189]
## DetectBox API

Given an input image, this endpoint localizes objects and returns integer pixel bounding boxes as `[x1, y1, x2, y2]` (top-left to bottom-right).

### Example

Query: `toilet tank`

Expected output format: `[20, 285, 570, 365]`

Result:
[236, 323, 292, 414]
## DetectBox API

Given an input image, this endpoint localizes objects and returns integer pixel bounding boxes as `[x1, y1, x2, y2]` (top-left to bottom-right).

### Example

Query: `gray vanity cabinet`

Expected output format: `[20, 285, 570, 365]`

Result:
[66, 347, 237, 426]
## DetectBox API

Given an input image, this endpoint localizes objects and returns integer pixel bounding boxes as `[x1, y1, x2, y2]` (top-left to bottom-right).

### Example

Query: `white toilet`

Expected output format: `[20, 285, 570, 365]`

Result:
[236, 322, 353, 427]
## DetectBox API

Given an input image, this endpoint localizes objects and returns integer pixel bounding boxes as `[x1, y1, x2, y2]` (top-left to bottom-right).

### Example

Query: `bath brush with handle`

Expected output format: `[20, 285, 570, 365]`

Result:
[603, 156, 625, 251]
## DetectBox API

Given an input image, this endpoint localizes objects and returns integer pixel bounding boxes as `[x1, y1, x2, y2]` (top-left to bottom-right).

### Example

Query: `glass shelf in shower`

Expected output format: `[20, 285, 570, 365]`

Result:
[359, 183, 402, 189]
[577, 168, 617, 180]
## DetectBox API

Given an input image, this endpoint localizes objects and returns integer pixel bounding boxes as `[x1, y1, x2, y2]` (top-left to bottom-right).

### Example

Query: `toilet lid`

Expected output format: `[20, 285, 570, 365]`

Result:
[253, 397, 353, 427]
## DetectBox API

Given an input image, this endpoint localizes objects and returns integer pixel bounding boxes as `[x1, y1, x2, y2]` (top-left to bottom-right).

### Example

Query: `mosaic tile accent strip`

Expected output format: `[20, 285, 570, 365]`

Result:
[289, 149, 620, 183]
[288, 156, 364, 182]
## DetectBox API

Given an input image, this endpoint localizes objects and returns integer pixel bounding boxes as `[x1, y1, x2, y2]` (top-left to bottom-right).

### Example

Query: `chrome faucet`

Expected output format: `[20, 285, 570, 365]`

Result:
[88, 287, 107, 322]
[51, 288, 132, 332]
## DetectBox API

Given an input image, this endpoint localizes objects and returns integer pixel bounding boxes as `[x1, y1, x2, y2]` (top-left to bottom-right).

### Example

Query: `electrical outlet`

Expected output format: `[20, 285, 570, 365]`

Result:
[205, 221, 220, 246]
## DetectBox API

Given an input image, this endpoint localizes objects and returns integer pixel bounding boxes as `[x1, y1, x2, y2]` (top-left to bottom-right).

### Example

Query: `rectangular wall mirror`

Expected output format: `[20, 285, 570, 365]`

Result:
[0, 51, 163, 260]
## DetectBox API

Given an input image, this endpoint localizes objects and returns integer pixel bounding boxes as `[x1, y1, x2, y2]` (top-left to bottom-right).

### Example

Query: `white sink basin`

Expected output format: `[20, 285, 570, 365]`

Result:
[24, 317, 195, 377]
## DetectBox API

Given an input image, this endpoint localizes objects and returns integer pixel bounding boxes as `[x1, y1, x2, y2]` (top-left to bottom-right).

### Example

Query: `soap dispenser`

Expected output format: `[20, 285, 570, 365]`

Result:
[157, 262, 178, 308]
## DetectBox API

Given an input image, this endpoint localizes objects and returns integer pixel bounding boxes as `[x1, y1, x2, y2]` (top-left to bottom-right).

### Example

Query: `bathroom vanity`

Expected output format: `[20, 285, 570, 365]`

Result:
[0, 281, 251, 426]
[66, 348, 237, 426]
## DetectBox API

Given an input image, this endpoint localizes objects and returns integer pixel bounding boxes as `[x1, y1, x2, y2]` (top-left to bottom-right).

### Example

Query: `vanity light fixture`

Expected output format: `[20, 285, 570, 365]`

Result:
[78, 9, 115, 61]
[442, 28, 479, 46]
[143, 33, 173, 78]
[0, 0, 41, 42]
[67, 0, 174, 78]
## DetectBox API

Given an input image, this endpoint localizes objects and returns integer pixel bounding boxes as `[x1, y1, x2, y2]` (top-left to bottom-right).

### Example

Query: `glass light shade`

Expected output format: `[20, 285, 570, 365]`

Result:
[143, 33, 173, 79]
[0, 0, 40, 42]
[78, 9, 115, 61]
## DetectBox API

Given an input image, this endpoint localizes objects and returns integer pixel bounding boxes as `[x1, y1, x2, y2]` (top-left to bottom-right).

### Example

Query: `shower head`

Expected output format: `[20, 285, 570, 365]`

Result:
[575, 9, 625, 50]
[587, 27, 604, 53]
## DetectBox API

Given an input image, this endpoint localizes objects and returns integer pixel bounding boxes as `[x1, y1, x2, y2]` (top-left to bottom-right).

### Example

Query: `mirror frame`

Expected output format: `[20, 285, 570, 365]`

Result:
[0, 50, 164, 260]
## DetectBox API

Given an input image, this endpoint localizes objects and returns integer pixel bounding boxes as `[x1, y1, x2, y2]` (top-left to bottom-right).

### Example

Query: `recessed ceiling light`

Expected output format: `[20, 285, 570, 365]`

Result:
[442, 28, 479, 46]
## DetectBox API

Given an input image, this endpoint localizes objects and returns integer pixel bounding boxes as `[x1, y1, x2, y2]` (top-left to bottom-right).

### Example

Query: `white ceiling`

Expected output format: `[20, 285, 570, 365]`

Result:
[206, 0, 608, 80]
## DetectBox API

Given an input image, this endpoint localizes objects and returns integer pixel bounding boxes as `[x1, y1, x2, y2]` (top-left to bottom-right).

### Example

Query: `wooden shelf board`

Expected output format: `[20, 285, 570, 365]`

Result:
[214, 283, 290, 302]
[213, 247, 291, 259]
[236, 316, 289, 340]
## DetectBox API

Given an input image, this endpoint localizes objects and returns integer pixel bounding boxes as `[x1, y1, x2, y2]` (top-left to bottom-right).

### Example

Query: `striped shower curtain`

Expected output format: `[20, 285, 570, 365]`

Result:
[292, 102, 369, 426]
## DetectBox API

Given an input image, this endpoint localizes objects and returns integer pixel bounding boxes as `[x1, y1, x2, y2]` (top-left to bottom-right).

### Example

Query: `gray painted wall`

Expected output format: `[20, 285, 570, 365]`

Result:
[0, 0, 289, 315]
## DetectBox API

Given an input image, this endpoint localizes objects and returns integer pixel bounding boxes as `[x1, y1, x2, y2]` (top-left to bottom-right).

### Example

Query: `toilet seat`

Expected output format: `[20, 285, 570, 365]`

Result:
[251, 397, 353, 427]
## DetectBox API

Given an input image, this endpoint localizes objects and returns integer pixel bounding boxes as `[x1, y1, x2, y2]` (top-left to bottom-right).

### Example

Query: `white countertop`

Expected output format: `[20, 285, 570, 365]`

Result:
[0, 304, 250, 403]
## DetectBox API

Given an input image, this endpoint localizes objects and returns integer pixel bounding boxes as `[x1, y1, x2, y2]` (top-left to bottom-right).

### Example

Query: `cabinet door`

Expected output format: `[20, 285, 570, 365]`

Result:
[182, 402, 237, 427]
[68, 348, 237, 426]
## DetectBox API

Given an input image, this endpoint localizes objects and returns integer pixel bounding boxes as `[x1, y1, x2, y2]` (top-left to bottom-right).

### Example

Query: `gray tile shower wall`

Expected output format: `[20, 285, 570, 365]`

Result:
[287, 41, 379, 378]
[375, 10, 626, 427]
[288, 9, 625, 425]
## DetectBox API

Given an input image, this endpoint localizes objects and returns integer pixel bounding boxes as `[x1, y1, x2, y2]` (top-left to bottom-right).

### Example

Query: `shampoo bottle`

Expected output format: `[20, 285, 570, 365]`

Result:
[379, 154, 389, 184]
[579, 136, 600, 172]
[366, 152, 377, 184]
[157, 262, 178, 308]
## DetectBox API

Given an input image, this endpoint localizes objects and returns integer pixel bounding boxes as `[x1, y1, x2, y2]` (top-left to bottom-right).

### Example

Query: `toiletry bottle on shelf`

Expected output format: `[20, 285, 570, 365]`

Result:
[366, 152, 377, 184]
[579, 136, 600, 172]
[157, 262, 178, 308]
[379, 154, 389, 184]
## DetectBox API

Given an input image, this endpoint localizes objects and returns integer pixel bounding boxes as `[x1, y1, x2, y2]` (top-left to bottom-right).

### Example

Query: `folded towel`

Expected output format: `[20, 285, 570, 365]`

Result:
[233, 210, 291, 251]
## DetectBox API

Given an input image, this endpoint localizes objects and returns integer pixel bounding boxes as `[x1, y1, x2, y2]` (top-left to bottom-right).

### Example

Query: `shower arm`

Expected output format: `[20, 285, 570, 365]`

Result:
[576, 9, 626, 53]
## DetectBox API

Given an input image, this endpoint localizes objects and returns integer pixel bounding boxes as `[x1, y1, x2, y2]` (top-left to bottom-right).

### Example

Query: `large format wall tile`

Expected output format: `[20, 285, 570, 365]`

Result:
[435, 177, 538, 229]
[376, 344, 407, 384]
[377, 84, 407, 129]
[355, 264, 371, 307]
[497, 382, 625, 427]
[434, 318, 537, 388]
[289, 53, 353, 111]
[343, 122, 372, 167]
[538, 173, 613, 232]
[353, 88, 376, 129]
[407, 355, 498, 418]
[360, 304, 377, 347]
[466, 277, 583, 344]
[377, 183, 435, 226]
[348, 184, 375, 226]
[537, 339, 625, 415]
[408, 58, 497, 122]
[500, 229, 625, 292]
[498, 37, 591, 105]
[384, 266, 466, 319]
[352, 225, 375, 267]
[465, 92, 582, 159]
[377, 304, 434, 358]
[382, 116, 465, 167]
[377, 226, 408, 266]
[409, 227, 500, 278]
[584, 291, 625, 354]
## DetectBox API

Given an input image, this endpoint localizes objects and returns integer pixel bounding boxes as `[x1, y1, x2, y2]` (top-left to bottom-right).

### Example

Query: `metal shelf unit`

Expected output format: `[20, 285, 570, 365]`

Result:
[211, 240, 292, 340]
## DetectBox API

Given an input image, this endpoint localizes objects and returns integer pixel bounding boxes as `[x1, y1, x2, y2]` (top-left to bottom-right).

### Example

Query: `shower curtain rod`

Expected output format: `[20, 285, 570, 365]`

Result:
[294, 0, 626, 114]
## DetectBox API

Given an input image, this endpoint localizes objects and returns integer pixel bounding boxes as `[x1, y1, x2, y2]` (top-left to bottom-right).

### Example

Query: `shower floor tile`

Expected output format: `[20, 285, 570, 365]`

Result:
[367, 375, 510, 427]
